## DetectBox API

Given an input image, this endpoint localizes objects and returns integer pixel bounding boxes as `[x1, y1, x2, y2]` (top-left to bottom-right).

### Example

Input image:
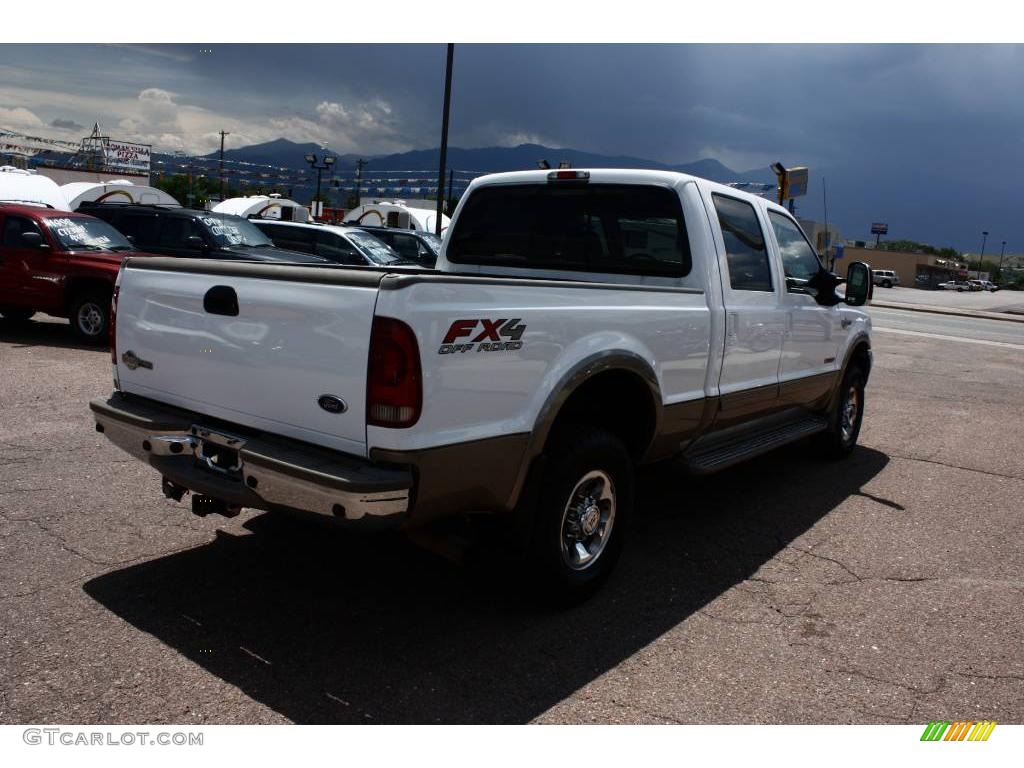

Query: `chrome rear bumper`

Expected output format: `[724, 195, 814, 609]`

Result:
[90, 393, 412, 525]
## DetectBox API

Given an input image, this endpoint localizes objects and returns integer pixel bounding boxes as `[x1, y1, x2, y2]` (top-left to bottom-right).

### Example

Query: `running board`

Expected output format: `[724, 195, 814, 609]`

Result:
[683, 415, 828, 474]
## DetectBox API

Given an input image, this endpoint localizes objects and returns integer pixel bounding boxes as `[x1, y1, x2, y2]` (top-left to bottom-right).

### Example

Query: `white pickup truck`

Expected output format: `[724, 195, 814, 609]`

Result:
[92, 169, 873, 599]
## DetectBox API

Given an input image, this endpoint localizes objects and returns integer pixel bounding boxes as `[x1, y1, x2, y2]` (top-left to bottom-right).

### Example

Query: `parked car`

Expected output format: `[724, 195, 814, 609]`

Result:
[937, 280, 970, 291]
[82, 204, 327, 264]
[92, 169, 873, 600]
[349, 225, 442, 268]
[978, 280, 1000, 292]
[0, 202, 158, 342]
[967, 279, 995, 292]
[252, 220, 414, 267]
[872, 269, 899, 288]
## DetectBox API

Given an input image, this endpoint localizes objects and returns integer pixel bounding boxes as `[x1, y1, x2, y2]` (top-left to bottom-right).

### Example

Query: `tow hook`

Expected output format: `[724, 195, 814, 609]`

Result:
[191, 495, 242, 518]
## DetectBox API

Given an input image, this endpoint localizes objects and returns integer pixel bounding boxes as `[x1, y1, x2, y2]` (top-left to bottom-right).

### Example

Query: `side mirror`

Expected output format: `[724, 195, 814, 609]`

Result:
[125, 234, 136, 244]
[21, 231, 47, 249]
[845, 261, 872, 306]
[187, 235, 208, 250]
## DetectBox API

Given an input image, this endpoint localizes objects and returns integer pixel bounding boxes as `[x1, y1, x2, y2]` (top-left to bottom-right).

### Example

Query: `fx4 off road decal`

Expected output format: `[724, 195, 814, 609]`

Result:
[439, 318, 527, 354]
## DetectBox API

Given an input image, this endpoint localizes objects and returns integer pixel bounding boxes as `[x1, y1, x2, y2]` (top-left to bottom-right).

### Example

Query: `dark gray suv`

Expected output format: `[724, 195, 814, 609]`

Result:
[83, 204, 327, 263]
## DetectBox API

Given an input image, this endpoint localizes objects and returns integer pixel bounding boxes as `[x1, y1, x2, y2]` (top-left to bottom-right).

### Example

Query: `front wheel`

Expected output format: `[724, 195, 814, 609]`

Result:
[524, 426, 634, 603]
[815, 365, 866, 459]
[882, 280, 892, 288]
[70, 291, 111, 344]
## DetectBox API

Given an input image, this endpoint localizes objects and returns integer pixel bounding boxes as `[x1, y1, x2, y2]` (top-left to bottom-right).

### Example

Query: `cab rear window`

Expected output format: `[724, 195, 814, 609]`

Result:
[447, 183, 691, 277]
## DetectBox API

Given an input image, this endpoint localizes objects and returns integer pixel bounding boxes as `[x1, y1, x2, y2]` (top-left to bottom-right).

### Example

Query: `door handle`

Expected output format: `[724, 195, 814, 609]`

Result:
[203, 285, 239, 317]
[841, 317, 852, 329]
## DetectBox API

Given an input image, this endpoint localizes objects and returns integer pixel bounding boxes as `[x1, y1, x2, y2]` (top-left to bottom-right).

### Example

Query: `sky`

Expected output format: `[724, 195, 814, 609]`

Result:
[1, 44, 1022, 249]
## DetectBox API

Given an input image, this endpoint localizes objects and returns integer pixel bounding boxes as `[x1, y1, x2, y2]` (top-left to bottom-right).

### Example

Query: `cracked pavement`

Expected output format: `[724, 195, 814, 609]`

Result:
[0, 313, 1021, 724]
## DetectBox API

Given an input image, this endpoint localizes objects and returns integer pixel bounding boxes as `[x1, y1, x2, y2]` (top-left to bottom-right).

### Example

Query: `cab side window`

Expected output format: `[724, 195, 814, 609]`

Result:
[387, 233, 419, 260]
[116, 214, 159, 247]
[158, 217, 194, 248]
[768, 211, 822, 290]
[2, 216, 44, 248]
[316, 232, 362, 265]
[262, 224, 315, 255]
[712, 194, 772, 292]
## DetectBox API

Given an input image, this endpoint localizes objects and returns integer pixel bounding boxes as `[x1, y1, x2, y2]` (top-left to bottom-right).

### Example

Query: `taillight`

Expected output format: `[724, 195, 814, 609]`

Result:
[109, 283, 120, 364]
[367, 316, 421, 428]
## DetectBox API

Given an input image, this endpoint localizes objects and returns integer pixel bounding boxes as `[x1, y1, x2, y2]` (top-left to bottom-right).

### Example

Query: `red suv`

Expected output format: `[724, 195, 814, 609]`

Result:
[0, 203, 155, 343]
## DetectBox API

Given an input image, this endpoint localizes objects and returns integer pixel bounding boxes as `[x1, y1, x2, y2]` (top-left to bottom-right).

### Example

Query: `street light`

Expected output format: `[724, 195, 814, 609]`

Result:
[977, 230, 988, 280]
[305, 150, 335, 220]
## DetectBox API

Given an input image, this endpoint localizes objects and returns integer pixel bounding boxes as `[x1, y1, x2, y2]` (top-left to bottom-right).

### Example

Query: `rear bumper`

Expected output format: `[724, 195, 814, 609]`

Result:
[90, 393, 412, 526]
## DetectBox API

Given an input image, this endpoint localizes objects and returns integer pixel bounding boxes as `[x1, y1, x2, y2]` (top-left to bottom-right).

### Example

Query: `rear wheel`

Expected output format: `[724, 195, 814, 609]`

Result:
[70, 291, 110, 344]
[816, 365, 866, 459]
[0, 308, 35, 323]
[523, 426, 633, 603]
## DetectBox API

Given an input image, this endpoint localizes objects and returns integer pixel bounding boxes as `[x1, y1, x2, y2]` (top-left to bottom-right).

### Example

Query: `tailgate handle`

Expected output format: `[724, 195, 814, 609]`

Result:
[203, 286, 239, 317]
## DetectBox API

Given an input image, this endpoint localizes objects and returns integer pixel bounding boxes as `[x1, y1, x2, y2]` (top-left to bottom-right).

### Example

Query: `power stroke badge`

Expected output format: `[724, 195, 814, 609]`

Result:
[439, 318, 526, 354]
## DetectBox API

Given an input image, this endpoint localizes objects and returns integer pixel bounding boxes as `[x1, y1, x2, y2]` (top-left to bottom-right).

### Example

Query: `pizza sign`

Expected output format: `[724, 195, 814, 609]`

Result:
[104, 140, 152, 172]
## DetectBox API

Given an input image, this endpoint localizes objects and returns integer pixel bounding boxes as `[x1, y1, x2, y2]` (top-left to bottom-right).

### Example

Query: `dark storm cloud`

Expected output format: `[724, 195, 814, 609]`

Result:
[0, 44, 1021, 247]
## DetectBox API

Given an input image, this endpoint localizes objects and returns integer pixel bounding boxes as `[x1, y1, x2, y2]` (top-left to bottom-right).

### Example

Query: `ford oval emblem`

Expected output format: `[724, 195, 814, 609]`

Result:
[317, 394, 347, 414]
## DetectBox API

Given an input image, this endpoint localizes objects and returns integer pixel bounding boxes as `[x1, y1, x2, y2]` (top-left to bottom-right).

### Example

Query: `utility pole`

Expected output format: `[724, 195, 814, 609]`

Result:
[435, 43, 455, 236]
[977, 231, 989, 280]
[997, 240, 1007, 281]
[218, 130, 230, 201]
[447, 168, 454, 215]
[354, 158, 366, 209]
[822, 176, 831, 269]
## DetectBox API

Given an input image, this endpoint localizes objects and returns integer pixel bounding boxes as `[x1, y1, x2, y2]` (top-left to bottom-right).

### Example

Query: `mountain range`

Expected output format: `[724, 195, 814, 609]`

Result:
[200, 138, 999, 251]
[207, 138, 777, 185]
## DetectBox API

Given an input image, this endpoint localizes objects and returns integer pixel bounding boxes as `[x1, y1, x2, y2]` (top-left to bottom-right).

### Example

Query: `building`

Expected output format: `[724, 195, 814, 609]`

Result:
[838, 245, 968, 288]
[798, 218, 842, 257]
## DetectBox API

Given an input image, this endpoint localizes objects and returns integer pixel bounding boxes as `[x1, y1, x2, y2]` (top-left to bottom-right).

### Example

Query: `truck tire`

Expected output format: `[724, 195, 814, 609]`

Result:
[0, 308, 35, 323]
[70, 291, 111, 345]
[816, 364, 866, 460]
[525, 425, 634, 602]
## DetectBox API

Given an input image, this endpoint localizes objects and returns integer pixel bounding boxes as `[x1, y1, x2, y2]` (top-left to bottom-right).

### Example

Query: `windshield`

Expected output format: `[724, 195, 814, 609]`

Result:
[419, 232, 442, 255]
[198, 214, 274, 248]
[42, 216, 133, 251]
[346, 230, 404, 265]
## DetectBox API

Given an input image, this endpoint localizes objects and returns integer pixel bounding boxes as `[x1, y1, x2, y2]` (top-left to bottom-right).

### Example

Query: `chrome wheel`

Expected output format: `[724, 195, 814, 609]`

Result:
[840, 384, 860, 443]
[560, 469, 616, 571]
[76, 302, 105, 337]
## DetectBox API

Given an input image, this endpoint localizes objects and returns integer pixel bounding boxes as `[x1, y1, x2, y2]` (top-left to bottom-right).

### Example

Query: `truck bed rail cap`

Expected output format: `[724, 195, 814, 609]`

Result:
[123, 256, 388, 287]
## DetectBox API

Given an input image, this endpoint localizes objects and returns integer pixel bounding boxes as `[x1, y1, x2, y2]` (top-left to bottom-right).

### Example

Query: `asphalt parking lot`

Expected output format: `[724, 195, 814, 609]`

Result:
[1, 311, 1022, 724]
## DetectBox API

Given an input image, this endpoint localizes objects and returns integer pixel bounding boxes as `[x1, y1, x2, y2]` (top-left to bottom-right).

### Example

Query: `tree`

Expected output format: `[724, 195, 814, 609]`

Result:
[152, 173, 242, 207]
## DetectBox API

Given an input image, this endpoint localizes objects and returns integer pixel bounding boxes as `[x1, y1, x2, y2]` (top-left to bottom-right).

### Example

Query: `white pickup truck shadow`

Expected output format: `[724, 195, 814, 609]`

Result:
[84, 445, 890, 724]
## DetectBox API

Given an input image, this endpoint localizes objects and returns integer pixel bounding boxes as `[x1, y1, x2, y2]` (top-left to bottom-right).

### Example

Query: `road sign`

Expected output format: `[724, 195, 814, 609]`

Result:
[871, 222, 888, 235]
[834, 244, 845, 261]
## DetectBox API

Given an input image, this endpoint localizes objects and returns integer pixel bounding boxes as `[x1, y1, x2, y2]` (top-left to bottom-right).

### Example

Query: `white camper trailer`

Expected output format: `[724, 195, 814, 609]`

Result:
[212, 195, 310, 223]
[61, 180, 180, 210]
[0, 166, 69, 210]
[343, 200, 450, 234]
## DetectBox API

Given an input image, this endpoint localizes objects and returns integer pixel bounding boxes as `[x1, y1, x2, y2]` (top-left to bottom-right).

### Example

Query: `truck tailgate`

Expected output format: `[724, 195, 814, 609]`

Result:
[114, 258, 384, 456]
